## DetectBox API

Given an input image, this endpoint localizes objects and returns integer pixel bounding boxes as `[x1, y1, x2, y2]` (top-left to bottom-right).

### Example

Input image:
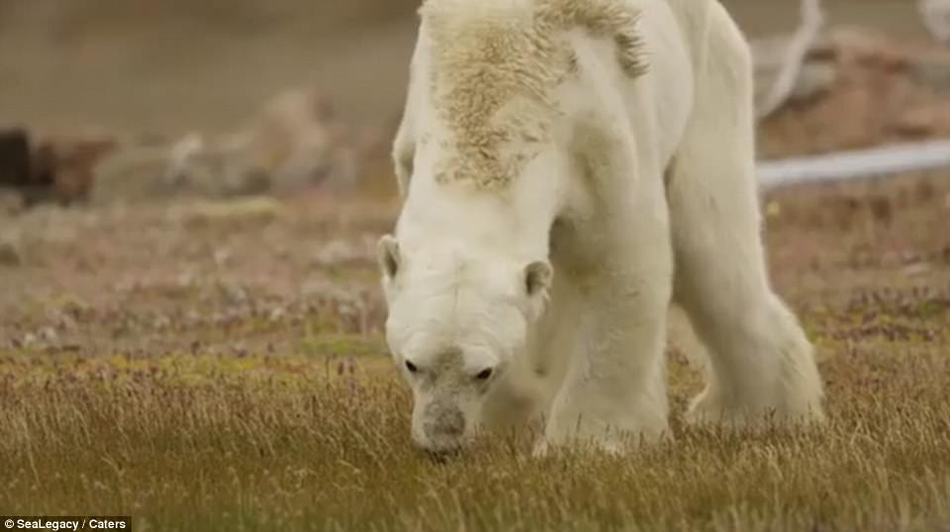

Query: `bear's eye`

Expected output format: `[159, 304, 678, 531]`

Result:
[475, 368, 493, 381]
[405, 360, 419, 374]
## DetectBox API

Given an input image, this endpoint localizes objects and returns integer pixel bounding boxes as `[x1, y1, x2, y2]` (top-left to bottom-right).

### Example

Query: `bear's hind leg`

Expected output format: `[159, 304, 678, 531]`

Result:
[667, 2, 824, 428]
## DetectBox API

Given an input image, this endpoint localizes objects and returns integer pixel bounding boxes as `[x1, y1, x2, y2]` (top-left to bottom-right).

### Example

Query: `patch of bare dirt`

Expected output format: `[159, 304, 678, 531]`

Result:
[760, 26, 950, 157]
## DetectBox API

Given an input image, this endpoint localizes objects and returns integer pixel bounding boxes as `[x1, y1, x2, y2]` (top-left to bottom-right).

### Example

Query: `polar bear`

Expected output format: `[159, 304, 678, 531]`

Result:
[377, 0, 825, 455]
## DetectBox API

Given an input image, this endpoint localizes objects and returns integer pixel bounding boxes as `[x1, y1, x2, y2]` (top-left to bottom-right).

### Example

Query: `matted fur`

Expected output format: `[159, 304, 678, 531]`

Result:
[384, 0, 825, 455]
[420, 0, 647, 189]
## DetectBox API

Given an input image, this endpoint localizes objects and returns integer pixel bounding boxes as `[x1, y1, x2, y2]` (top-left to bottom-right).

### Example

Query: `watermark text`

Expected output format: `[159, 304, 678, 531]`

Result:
[2, 517, 131, 531]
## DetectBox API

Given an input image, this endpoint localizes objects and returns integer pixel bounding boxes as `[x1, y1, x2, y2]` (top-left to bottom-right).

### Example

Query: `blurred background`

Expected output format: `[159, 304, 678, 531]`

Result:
[0, 0, 938, 133]
[3, 2, 950, 525]
[0, 0, 948, 205]
[0, 0, 946, 215]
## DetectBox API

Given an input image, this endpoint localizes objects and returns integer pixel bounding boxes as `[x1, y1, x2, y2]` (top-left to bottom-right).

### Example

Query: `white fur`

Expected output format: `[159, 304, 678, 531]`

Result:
[381, 0, 825, 455]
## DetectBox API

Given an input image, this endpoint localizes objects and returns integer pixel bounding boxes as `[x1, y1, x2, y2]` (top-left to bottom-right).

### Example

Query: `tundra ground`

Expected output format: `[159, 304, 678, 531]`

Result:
[1, 169, 948, 531]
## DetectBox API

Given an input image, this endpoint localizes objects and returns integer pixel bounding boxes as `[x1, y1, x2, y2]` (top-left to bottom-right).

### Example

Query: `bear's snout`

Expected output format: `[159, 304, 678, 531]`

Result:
[418, 401, 466, 452]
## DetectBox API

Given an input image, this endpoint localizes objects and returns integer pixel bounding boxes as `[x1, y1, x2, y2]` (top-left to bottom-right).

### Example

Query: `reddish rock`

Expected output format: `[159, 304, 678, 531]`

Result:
[34, 134, 118, 205]
[1, 127, 117, 207]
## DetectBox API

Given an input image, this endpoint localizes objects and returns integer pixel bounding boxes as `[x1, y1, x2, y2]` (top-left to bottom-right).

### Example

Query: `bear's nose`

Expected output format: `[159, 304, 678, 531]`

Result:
[423, 402, 465, 440]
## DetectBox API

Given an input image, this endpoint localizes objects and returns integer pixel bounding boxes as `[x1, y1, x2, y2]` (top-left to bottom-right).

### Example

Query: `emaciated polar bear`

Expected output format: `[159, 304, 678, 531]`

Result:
[377, 0, 825, 455]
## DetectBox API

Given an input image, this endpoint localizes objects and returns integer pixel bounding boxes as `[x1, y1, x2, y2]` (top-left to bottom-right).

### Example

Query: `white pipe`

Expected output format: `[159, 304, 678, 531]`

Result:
[757, 139, 950, 189]
[755, 0, 825, 119]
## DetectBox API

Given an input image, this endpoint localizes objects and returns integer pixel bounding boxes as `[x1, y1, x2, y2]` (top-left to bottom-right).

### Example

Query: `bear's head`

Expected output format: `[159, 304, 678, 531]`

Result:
[376, 234, 552, 454]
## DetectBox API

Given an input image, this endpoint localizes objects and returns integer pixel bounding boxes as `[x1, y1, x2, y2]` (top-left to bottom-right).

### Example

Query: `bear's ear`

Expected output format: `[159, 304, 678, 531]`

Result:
[524, 260, 553, 298]
[377, 235, 401, 280]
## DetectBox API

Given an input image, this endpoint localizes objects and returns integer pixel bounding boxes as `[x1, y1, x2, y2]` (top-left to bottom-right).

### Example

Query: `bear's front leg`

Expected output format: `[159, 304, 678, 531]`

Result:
[538, 237, 673, 455]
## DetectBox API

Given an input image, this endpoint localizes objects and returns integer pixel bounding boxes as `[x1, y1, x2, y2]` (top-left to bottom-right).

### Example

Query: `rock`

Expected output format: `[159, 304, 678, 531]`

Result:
[46, 308, 77, 331]
[0, 190, 24, 215]
[219, 282, 249, 305]
[312, 239, 363, 268]
[92, 143, 193, 204]
[230, 86, 360, 195]
[86, 86, 367, 204]
[0, 127, 32, 188]
[911, 55, 950, 92]
[213, 247, 233, 267]
[895, 107, 937, 136]
[903, 262, 932, 278]
[38, 326, 59, 344]
[163, 86, 364, 199]
[15, 132, 119, 206]
[790, 60, 838, 103]
[40, 134, 119, 205]
[268, 307, 286, 323]
[0, 240, 21, 266]
[20, 333, 38, 349]
[826, 27, 898, 64]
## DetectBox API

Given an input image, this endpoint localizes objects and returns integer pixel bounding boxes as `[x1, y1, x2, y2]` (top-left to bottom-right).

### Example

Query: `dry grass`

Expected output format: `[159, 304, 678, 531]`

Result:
[1, 2, 947, 528]
[1, 173, 950, 530]
[1, 340, 948, 531]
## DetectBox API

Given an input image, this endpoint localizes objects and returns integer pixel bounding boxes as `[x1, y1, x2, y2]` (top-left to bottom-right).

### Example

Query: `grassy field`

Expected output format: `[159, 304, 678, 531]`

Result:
[1, 169, 949, 530]
[1, 0, 947, 529]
